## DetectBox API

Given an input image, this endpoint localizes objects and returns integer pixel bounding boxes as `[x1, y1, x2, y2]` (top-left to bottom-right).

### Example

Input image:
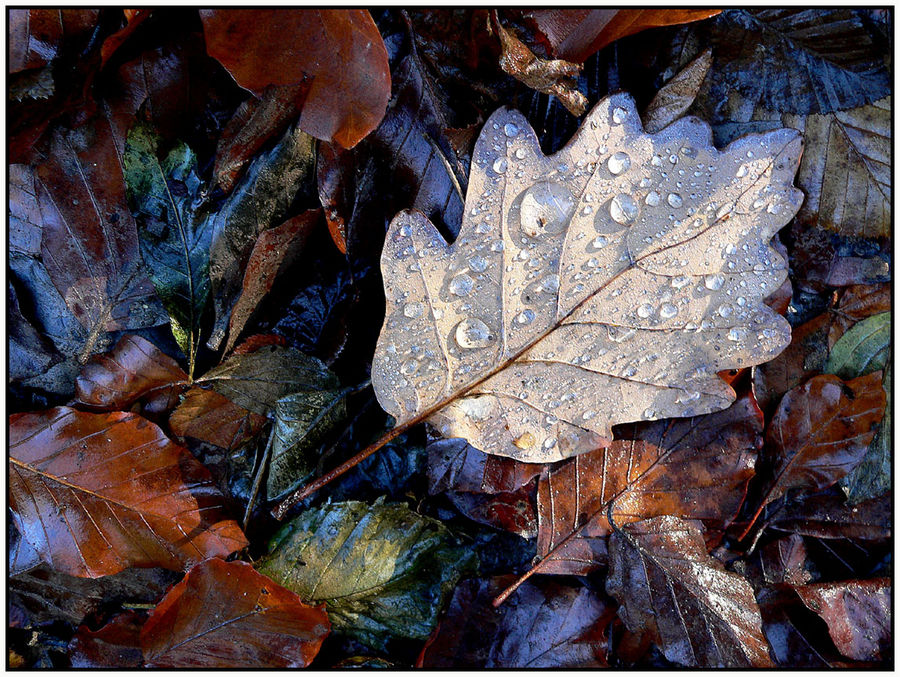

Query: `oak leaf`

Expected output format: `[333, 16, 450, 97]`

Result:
[372, 93, 802, 462]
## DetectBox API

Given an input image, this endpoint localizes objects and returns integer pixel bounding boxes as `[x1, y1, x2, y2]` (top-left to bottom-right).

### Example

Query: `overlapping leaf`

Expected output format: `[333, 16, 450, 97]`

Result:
[372, 93, 801, 463]
[69, 612, 144, 668]
[9, 407, 248, 577]
[843, 363, 891, 502]
[825, 312, 890, 378]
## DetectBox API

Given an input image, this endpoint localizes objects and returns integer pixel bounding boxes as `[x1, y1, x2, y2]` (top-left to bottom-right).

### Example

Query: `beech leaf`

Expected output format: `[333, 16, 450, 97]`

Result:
[169, 387, 266, 451]
[607, 515, 773, 667]
[141, 559, 330, 668]
[69, 611, 144, 668]
[9, 407, 248, 577]
[642, 49, 712, 134]
[372, 93, 802, 462]
[258, 499, 477, 649]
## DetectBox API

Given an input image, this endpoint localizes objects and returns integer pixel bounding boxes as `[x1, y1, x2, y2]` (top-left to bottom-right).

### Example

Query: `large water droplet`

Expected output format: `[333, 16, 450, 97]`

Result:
[541, 274, 560, 293]
[612, 106, 629, 124]
[492, 157, 508, 174]
[645, 191, 661, 207]
[403, 302, 424, 318]
[400, 359, 418, 375]
[667, 193, 683, 208]
[449, 274, 474, 296]
[468, 255, 488, 272]
[704, 273, 725, 290]
[504, 122, 520, 137]
[637, 303, 654, 318]
[610, 193, 639, 225]
[519, 182, 575, 236]
[515, 148, 527, 160]
[607, 151, 631, 175]
[728, 327, 748, 341]
[671, 275, 691, 289]
[718, 303, 733, 318]
[515, 309, 536, 325]
[660, 303, 677, 319]
[455, 317, 495, 349]
[592, 235, 609, 249]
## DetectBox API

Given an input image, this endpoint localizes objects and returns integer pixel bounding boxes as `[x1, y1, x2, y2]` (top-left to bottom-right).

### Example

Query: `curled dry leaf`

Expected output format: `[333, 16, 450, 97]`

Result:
[75, 334, 187, 411]
[372, 93, 802, 463]
[642, 49, 713, 134]
[794, 578, 891, 662]
[141, 559, 330, 668]
[9, 407, 248, 577]
[607, 515, 773, 668]
[199, 9, 390, 148]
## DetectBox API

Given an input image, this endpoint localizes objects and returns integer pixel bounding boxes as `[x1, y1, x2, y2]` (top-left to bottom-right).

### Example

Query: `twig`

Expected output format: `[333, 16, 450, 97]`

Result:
[243, 425, 275, 530]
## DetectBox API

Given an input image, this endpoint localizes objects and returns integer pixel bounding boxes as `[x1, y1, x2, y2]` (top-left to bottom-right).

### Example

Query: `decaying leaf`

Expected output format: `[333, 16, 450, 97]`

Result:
[794, 579, 891, 662]
[69, 611, 144, 668]
[141, 559, 330, 668]
[372, 93, 802, 463]
[8, 9, 99, 74]
[642, 49, 712, 134]
[9, 407, 248, 577]
[768, 487, 890, 542]
[169, 387, 267, 451]
[843, 362, 891, 503]
[607, 516, 773, 667]
[258, 499, 477, 650]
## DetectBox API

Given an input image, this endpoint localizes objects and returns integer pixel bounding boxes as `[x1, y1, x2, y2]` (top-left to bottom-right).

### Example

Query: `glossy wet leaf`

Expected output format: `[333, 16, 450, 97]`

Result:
[206, 123, 316, 350]
[843, 363, 891, 503]
[124, 121, 212, 374]
[258, 499, 477, 650]
[769, 487, 890, 542]
[535, 391, 763, 575]
[8, 9, 99, 73]
[372, 93, 801, 463]
[795, 579, 890, 662]
[758, 372, 886, 512]
[200, 9, 390, 148]
[224, 210, 319, 355]
[825, 312, 890, 379]
[607, 516, 773, 667]
[9, 407, 248, 577]
[169, 387, 267, 451]
[141, 558, 329, 668]
[420, 576, 611, 667]
[643, 49, 712, 134]
[75, 334, 187, 411]
[69, 611, 144, 668]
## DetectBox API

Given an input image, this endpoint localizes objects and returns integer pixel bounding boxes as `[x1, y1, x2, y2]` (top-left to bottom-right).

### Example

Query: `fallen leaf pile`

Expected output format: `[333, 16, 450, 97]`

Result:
[8, 8, 891, 668]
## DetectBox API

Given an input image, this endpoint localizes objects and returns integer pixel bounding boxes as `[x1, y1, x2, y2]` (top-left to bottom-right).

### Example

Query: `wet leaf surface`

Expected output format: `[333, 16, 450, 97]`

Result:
[420, 576, 611, 667]
[200, 9, 390, 148]
[607, 515, 773, 667]
[373, 93, 801, 463]
[768, 487, 891, 542]
[9, 9, 99, 73]
[259, 499, 477, 650]
[169, 386, 267, 452]
[9, 407, 248, 577]
[69, 611, 144, 668]
[142, 558, 330, 668]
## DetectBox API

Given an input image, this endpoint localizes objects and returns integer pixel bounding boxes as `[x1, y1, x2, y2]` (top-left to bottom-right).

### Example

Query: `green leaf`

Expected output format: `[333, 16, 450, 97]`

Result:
[196, 344, 336, 416]
[267, 386, 349, 500]
[258, 499, 477, 650]
[124, 121, 211, 377]
[844, 363, 891, 503]
[825, 312, 890, 378]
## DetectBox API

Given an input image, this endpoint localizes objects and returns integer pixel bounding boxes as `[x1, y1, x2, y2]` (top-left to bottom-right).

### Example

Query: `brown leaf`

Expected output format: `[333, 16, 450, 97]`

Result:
[830, 283, 892, 342]
[75, 334, 187, 411]
[8, 9, 99, 74]
[9, 407, 248, 577]
[769, 487, 890, 542]
[534, 392, 763, 575]
[642, 49, 713, 133]
[756, 372, 886, 513]
[141, 558, 330, 668]
[795, 579, 890, 662]
[169, 387, 267, 451]
[223, 210, 319, 354]
[494, 15, 587, 116]
[35, 114, 164, 361]
[756, 534, 812, 587]
[523, 9, 721, 63]
[200, 9, 390, 148]
[69, 611, 144, 668]
[420, 576, 611, 667]
[757, 586, 841, 667]
[607, 515, 773, 667]
[99, 9, 152, 66]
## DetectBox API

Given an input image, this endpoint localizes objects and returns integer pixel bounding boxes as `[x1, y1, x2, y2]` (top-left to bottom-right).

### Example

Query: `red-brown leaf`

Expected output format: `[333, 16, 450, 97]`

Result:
[9, 407, 248, 578]
[795, 579, 890, 662]
[69, 611, 144, 668]
[199, 9, 390, 148]
[758, 372, 886, 511]
[607, 516, 774, 668]
[9, 9, 99, 73]
[224, 210, 320, 354]
[169, 387, 267, 451]
[99, 9, 152, 66]
[523, 9, 721, 62]
[75, 334, 187, 411]
[769, 488, 890, 541]
[534, 392, 763, 575]
[141, 559, 330, 668]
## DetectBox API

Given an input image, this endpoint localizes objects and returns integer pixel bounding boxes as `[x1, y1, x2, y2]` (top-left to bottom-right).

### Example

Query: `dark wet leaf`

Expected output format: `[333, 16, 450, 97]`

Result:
[124, 121, 212, 375]
[9, 281, 61, 382]
[825, 312, 890, 378]
[258, 499, 477, 650]
[534, 392, 762, 575]
[420, 576, 611, 667]
[69, 611, 144, 668]
[75, 334, 187, 411]
[843, 363, 891, 502]
[769, 487, 890, 541]
[9, 407, 248, 577]
[756, 534, 813, 587]
[789, 220, 892, 292]
[141, 558, 329, 668]
[200, 9, 390, 148]
[224, 210, 319, 355]
[169, 386, 267, 452]
[795, 578, 890, 662]
[757, 587, 841, 667]
[8, 9, 99, 73]
[755, 372, 886, 513]
[607, 515, 773, 667]
[206, 122, 316, 350]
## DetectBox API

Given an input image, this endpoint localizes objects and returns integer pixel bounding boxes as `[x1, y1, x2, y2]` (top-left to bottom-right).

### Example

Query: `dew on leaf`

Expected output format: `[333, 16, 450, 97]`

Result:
[455, 317, 494, 349]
